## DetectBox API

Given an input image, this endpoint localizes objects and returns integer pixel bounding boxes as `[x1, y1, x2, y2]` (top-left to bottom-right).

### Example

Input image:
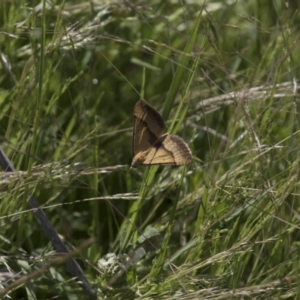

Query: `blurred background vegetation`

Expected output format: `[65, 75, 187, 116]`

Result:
[1, 0, 300, 299]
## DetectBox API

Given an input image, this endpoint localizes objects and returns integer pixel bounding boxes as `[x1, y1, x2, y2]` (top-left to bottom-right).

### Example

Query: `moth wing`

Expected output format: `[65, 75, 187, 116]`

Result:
[132, 134, 193, 166]
[132, 100, 166, 154]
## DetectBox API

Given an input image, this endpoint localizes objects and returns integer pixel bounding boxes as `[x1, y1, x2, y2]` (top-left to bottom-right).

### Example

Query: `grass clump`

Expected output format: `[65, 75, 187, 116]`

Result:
[1, 0, 300, 299]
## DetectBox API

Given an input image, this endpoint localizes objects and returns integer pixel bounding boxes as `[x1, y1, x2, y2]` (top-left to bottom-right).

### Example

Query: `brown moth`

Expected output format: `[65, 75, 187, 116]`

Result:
[131, 100, 193, 167]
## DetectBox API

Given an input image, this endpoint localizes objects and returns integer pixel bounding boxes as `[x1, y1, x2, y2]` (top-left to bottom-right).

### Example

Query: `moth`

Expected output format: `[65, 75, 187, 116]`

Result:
[131, 100, 192, 167]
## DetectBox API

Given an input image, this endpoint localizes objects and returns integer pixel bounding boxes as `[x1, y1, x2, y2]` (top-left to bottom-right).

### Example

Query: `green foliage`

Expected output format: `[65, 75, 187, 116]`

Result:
[1, 0, 300, 299]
